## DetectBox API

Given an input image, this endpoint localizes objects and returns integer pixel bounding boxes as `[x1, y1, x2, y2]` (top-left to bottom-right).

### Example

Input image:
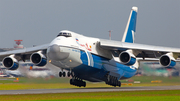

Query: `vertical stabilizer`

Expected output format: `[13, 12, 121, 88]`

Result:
[122, 7, 138, 43]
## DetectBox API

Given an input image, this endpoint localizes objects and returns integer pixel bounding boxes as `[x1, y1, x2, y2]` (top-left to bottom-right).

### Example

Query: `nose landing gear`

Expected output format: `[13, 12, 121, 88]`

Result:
[59, 71, 86, 87]
[59, 71, 71, 77]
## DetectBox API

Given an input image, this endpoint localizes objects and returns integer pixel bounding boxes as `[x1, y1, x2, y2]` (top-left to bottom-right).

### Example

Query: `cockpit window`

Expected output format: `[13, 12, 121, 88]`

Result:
[57, 32, 72, 37]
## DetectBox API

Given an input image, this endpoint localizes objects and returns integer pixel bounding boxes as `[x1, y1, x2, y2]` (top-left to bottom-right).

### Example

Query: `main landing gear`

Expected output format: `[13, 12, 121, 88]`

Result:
[70, 77, 86, 87]
[105, 75, 121, 87]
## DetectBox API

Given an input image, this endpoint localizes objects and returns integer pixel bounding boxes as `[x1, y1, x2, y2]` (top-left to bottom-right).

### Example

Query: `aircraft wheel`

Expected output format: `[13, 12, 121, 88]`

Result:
[59, 72, 62, 77]
[115, 81, 118, 86]
[70, 79, 73, 85]
[119, 81, 121, 87]
[67, 72, 71, 77]
[83, 82, 86, 87]
[63, 72, 66, 77]
[107, 75, 110, 82]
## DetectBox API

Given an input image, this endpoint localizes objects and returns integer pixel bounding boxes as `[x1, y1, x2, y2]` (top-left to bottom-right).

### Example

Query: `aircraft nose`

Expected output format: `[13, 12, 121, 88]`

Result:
[47, 44, 69, 61]
[48, 44, 60, 53]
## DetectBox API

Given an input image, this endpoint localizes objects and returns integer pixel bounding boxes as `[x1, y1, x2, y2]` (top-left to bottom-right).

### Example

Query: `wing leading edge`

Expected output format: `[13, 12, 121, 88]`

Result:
[0, 44, 49, 61]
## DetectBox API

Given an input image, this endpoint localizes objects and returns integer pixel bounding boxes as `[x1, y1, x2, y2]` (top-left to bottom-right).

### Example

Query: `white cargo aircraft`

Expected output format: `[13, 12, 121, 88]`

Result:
[0, 7, 180, 87]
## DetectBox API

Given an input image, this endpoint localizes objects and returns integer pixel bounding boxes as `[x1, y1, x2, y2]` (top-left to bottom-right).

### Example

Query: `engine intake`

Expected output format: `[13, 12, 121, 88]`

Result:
[160, 53, 176, 68]
[2, 55, 19, 70]
[119, 50, 136, 66]
[30, 51, 47, 66]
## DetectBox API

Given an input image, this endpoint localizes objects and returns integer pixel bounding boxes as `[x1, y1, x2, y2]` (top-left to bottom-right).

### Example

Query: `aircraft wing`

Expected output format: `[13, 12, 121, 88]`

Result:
[99, 39, 180, 59]
[0, 44, 49, 61]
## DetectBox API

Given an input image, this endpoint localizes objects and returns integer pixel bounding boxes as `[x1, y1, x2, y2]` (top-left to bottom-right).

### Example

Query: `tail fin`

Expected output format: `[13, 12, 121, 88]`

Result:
[122, 6, 138, 43]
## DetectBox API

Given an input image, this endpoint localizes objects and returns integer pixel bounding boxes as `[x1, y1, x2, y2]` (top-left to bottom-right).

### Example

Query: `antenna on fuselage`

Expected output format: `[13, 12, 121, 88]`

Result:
[108, 30, 112, 40]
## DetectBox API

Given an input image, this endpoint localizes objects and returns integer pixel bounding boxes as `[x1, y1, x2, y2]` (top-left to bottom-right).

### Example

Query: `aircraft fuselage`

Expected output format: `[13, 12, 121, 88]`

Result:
[47, 31, 137, 82]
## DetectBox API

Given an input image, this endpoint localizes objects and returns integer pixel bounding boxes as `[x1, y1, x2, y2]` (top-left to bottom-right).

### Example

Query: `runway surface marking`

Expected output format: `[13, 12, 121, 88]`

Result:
[0, 85, 180, 95]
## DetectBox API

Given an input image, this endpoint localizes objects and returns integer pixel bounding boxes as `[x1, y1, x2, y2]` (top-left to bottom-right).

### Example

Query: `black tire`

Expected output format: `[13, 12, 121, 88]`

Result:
[63, 72, 66, 77]
[118, 81, 121, 87]
[59, 72, 62, 77]
[67, 72, 71, 77]
[70, 79, 73, 85]
[83, 82, 86, 87]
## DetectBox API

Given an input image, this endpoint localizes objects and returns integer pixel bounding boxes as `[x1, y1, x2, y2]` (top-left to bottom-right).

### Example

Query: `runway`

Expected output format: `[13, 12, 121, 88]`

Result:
[0, 85, 180, 95]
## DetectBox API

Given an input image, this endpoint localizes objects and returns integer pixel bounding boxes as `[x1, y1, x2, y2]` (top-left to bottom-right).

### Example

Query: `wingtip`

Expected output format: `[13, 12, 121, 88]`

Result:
[132, 6, 138, 12]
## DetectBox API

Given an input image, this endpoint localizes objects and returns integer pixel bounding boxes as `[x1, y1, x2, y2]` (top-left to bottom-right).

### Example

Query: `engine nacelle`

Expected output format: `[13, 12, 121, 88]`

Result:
[159, 53, 176, 68]
[2, 55, 19, 70]
[30, 51, 47, 66]
[119, 50, 136, 66]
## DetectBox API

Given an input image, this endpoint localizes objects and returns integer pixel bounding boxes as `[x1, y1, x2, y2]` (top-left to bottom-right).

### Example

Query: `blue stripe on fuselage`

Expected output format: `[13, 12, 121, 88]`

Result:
[80, 51, 88, 65]
[73, 50, 136, 82]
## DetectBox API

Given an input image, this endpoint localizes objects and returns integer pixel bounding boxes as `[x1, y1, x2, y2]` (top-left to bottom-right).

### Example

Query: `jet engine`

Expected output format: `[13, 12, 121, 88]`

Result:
[119, 50, 136, 66]
[30, 51, 47, 66]
[159, 53, 176, 68]
[2, 55, 19, 70]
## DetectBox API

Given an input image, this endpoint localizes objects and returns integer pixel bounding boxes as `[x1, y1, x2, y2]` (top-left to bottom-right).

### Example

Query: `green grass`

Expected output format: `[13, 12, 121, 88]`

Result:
[125, 75, 180, 83]
[0, 76, 180, 90]
[0, 90, 180, 101]
[0, 76, 180, 101]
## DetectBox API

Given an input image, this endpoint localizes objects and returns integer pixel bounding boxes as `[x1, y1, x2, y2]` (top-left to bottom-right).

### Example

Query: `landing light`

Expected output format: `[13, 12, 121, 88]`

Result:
[49, 60, 52, 63]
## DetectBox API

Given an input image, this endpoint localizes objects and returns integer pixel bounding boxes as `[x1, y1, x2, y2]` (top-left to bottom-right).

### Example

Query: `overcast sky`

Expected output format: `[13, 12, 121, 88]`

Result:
[0, 0, 180, 48]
